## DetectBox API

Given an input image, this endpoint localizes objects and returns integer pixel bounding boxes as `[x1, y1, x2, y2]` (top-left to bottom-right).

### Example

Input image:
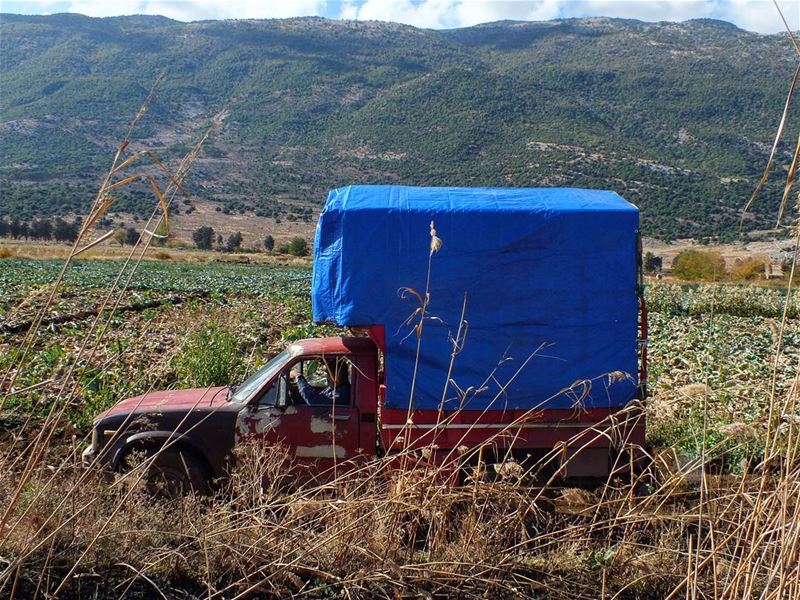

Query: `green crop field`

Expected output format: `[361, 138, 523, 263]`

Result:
[0, 259, 334, 428]
[0, 258, 311, 304]
[1, 257, 798, 598]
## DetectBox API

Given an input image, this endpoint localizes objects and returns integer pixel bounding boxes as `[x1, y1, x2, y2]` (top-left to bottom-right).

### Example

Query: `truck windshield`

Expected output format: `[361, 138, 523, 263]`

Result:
[230, 350, 290, 404]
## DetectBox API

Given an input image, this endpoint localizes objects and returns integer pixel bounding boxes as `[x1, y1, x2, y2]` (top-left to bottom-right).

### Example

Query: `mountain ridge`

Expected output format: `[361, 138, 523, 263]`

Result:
[0, 13, 797, 241]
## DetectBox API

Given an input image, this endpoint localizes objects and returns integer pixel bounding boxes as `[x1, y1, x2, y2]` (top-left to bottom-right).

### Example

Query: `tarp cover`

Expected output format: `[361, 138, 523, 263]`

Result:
[312, 186, 639, 411]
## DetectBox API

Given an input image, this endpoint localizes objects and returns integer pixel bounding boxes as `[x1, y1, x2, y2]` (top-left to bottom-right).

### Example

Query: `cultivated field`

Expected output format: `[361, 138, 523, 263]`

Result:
[0, 257, 798, 598]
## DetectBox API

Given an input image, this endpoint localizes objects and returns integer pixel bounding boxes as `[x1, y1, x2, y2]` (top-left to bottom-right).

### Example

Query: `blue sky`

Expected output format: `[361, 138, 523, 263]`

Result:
[0, 1, 797, 33]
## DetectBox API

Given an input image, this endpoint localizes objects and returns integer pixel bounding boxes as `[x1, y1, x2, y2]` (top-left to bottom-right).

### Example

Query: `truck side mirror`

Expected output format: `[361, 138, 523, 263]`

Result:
[275, 374, 288, 409]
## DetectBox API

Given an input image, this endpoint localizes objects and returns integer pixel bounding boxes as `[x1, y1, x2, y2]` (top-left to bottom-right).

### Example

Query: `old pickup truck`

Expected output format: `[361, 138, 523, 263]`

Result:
[84, 186, 647, 493]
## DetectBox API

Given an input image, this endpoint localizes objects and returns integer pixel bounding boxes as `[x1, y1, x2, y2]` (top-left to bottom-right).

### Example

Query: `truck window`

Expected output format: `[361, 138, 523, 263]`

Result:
[255, 381, 278, 407]
[303, 359, 329, 387]
[231, 349, 290, 404]
[289, 356, 352, 407]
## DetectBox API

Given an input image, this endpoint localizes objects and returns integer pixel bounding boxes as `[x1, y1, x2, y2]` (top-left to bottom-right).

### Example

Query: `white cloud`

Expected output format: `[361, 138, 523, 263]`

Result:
[354, 0, 800, 33]
[66, 0, 324, 20]
[570, 1, 715, 23]
[68, 1, 141, 18]
[341, 0, 564, 29]
[721, 0, 799, 33]
[11, 0, 798, 32]
[568, 1, 798, 33]
[6, 1, 71, 16]
[341, 0, 797, 33]
[454, 1, 563, 27]
[347, 0, 460, 28]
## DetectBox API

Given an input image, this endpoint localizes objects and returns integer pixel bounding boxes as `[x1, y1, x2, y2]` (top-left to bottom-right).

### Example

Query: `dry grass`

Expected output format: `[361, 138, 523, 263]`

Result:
[0, 412, 797, 598]
[0, 240, 311, 266]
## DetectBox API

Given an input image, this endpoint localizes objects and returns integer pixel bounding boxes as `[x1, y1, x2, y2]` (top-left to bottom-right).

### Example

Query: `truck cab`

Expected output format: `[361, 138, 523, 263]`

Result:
[83, 337, 380, 493]
[231, 337, 379, 474]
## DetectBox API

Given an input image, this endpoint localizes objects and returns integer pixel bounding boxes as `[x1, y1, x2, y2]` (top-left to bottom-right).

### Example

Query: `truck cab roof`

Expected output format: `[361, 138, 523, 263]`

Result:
[288, 336, 377, 357]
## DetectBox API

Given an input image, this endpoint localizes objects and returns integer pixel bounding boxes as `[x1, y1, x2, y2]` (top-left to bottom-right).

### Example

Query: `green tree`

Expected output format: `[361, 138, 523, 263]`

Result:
[9, 218, 27, 239]
[643, 251, 663, 274]
[192, 225, 215, 250]
[53, 218, 74, 242]
[125, 227, 139, 245]
[226, 232, 243, 252]
[263, 234, 275, 252]
[112, 228, 128, 246]
[672, 249, 727, 281]
[29, 219, 52, 240]
[286, 236, 309, 257]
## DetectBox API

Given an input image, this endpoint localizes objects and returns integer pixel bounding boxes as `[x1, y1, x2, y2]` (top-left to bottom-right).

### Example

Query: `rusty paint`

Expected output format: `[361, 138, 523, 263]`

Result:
[235, 410, 279, 443]
[309, 415, 349, 439]
[234, 406, 298, 443]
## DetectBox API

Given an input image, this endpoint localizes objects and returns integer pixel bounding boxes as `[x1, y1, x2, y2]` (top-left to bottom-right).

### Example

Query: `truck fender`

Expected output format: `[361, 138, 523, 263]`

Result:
[111, 431, 210, 475]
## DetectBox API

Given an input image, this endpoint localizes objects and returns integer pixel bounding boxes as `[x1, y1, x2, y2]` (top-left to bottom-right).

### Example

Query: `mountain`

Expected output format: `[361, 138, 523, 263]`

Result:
[0, 13, 798, 241]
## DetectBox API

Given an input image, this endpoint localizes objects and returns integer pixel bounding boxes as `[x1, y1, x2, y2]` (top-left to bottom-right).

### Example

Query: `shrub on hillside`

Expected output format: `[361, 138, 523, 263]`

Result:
[730, 258, 767, 281]
[278, 236, 309, 257]
[671, 249, 726, 281]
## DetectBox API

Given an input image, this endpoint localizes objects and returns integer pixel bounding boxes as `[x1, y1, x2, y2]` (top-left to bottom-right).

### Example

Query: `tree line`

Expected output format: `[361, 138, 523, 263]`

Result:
[645, 249, 785, 282]
[0, 216, 82, 242]
[0, 214, 311, 258]
[192, 226, 308, 256]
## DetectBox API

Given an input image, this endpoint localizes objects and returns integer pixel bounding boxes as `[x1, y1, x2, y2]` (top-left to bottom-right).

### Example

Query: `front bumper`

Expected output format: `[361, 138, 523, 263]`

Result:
[82, 443, 96, 467]
[83, 425, 99, 467]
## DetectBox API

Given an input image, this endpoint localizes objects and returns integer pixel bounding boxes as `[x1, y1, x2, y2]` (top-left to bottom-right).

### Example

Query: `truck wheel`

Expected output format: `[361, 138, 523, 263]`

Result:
[145, 448, 210, 498]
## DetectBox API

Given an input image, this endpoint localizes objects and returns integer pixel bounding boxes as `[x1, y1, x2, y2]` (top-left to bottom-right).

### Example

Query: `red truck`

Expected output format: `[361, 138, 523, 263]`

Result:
[84, 186, 646, 493]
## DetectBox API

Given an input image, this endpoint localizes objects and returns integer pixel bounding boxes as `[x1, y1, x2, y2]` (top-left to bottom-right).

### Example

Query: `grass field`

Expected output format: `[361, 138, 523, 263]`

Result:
[0, 256, 798, 598]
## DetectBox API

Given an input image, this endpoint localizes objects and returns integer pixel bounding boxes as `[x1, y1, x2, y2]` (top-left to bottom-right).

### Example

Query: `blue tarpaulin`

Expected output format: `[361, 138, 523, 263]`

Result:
[312, 186, 639, 411]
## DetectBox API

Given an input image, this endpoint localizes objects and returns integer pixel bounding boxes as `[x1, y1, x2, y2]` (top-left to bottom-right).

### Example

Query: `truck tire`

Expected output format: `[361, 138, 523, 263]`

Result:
[145, 448, 210, 498]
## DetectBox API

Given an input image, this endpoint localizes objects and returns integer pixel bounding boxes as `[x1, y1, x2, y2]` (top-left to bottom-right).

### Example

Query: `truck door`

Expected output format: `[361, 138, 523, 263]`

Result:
[236, 354, 360, 480]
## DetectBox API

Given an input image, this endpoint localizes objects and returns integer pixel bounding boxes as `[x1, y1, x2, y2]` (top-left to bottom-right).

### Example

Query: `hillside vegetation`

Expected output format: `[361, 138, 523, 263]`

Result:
[0, 14, 798, 239]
